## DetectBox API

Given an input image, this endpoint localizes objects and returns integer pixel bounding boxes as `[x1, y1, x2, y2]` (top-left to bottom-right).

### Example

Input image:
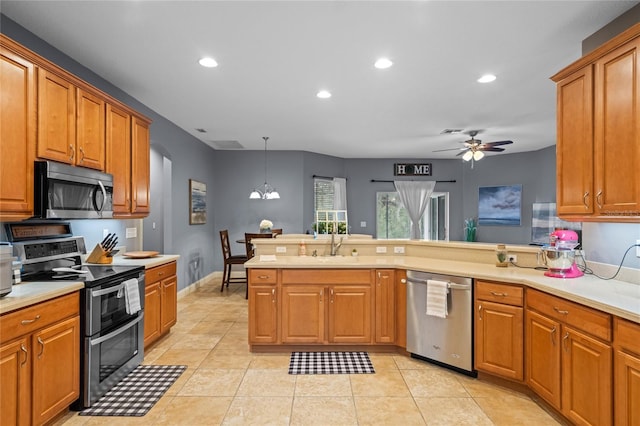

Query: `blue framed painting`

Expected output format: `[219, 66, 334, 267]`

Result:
[478, 185, 522, 226]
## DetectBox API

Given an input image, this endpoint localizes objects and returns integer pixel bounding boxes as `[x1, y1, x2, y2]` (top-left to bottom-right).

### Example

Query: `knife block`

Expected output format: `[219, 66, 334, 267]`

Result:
[86, 244, 112, 264]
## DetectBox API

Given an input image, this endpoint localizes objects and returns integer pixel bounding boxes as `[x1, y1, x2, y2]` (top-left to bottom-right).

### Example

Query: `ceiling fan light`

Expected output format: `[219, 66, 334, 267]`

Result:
[473, 150, 485, 161]
[462, 150, 473, 161]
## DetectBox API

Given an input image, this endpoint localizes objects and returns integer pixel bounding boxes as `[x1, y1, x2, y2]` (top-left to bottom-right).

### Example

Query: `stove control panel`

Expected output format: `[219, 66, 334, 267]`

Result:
[13, 236, 86, 264]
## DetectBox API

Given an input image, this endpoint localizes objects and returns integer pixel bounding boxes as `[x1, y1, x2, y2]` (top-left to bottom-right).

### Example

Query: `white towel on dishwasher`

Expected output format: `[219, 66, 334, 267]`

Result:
[123, 278, 141, 315]
[426, 279, 448, 318]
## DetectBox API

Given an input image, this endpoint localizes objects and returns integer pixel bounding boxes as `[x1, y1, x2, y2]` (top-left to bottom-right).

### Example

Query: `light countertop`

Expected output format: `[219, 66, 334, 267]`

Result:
[245, 255, 640, 324]
[0, 255, 180, 315]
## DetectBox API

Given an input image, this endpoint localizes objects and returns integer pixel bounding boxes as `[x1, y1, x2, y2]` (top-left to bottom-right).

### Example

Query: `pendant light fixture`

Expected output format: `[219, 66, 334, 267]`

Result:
[249, 137, 280, 200]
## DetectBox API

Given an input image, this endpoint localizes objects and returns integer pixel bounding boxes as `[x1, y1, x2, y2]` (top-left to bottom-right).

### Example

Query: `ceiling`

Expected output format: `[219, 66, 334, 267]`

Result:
[2, 1, 637, 159]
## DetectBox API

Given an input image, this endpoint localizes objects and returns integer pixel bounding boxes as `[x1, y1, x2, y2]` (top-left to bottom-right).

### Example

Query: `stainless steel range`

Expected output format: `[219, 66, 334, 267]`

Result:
[5, 221, 145, 408]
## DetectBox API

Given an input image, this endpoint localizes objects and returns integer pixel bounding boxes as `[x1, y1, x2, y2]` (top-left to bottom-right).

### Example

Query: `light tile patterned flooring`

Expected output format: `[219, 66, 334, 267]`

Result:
[56, 277, 562, 425]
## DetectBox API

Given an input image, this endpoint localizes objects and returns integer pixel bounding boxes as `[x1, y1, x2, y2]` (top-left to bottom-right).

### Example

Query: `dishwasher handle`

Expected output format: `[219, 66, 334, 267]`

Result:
[406, 277, 471, 291]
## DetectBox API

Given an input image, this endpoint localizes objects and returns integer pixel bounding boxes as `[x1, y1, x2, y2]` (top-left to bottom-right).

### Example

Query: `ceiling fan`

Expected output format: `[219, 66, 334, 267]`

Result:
[434, 130, 513, 163]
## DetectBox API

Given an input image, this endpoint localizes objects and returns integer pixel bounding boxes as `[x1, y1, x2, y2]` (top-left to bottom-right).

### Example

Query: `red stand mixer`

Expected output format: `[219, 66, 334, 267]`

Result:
[538, 230, 584, 278]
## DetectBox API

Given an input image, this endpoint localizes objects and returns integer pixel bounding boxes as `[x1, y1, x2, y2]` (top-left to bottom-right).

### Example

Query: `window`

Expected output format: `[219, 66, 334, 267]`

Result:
[314, 178, 348, 234]
[314, 178, 334, 211]
[376, 191, 449, 240]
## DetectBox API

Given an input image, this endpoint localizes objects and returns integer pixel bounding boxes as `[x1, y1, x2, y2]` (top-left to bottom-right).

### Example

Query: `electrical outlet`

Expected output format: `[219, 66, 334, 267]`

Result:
[394, 246, 405, 254]
[276, 246, 287, 253]
[103, 229, 109, 238]
[376, 246, 387, 254]
[360, 221, 366, 227]
[125, 227, 137, 238]
[508, 254, 517, 263]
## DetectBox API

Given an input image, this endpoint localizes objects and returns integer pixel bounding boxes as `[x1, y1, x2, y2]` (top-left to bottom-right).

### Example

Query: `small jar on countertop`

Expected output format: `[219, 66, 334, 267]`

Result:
[495, 244, 508, 267]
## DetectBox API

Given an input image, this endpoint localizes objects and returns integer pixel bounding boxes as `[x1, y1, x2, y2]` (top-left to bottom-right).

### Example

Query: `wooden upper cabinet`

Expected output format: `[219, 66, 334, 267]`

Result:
[552, 23, 640, 222]
[106, 104, 132, 214]
[0, 44, 36, 221]
[555, 66, 594, 216]
[37, 69, 76, 165]
[131, 116, 150, 215]
[594, 36, 640, 216]
[75, 88, 105, 170]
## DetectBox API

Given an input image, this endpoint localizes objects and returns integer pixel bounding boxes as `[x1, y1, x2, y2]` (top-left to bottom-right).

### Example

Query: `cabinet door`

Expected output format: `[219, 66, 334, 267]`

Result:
[106, 104, 132, 214]
[475, 300, 523, 380]
[562, 326, 612, 426]
[594, 37, 640, 216]
[556, 66, 594, 216]
[249, 285, 278, 343]
[0, 338, 31, 426]
[37, 69, 76, 164]
[143, 281, 162, 348]
[0, 47, 35, 221]
[281, 285, 324, 343]
[161, 276, 178, 332]
[328, 285, 372, 343]
[395, 270, 407, 349]
[131, 116, 150, 215]
[375, 270, 395, 343]
[31, 316, 80, 426]
[615, 350, 640, 426]
[75, 88, 105, 170]
[526, 309, 562, 409]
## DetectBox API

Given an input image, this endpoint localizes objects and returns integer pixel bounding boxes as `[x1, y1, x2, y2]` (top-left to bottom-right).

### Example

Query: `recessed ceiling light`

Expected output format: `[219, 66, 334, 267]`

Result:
[317, 90, 332, 99]
[198, 57, 218, 68]
[477, 74, 496, 83]
[374, 58, 393, 69]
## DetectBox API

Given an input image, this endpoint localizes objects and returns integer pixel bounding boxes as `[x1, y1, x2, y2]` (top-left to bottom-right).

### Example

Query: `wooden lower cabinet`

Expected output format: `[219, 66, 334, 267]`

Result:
[0, 292, 80, 426]
[614, 317, 640, 426]
[375, 269, 395, 344]
[395, 269, 407, 349]
[281, 285, 325, 343]
[249, 284, 278, 343]
[328, 285, 371, 343]
[143, 261, 178, 349]
[526, 289, 613, 426]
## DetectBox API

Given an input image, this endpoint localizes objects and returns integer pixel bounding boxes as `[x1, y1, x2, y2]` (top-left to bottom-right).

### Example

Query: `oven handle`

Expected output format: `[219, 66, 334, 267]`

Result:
[91, 279, 140, 297]
[90, 313, 143, 346]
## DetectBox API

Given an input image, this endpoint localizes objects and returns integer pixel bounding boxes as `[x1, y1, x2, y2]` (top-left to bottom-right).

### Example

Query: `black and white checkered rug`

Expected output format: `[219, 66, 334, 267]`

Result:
[288, 351, 375, 375]
[79, 365, 186, 417]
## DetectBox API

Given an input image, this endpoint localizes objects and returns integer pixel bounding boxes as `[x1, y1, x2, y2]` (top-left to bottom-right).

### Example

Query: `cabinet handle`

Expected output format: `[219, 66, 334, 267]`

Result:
[553, 306, 569, 315]
[79, 147, 85, 163]
[37, 337, 44, 358]
[478, 304, 483, 320]
[271, 288, 276, 303]
[158, 272, 164, 277]
[583, 191, 590, 209]
[21, 315, 41, 325]
[490, 291, 507, 297]
[69, 144, 75, 161]
[258, 275, 270, 280]
[400, 278, 406, 284]
[319, 289, 323, 303]
[330, 288, 334, 303]
[20, 344, 28, 367]
[596, 190, 603, 209]
[550, 326, 557, 346]
[562, 332, 570, 352]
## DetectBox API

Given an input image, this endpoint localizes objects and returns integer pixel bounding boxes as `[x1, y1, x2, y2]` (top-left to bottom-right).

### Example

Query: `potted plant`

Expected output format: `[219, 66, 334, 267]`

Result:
[351, 248, 358, 257]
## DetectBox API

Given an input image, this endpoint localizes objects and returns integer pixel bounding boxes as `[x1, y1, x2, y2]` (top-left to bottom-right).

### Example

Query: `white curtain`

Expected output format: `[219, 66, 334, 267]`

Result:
[333, 177, 347, 210]
[394, 180, 435, 240]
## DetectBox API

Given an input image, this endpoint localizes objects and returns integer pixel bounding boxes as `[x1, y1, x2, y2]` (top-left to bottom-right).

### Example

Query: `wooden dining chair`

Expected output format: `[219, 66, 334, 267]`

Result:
[244, 232, 273, 259]
[219, 230, 248, 298]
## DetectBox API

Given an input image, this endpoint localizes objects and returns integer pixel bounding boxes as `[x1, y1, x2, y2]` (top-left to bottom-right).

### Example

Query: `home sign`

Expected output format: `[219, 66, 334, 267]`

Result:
[394, 163, 432, 176]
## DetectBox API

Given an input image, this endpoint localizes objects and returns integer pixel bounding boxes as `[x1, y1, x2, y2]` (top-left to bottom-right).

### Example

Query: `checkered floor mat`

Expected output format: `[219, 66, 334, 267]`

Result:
[79, 365, 186, 417]
[288, 351, 375, 374]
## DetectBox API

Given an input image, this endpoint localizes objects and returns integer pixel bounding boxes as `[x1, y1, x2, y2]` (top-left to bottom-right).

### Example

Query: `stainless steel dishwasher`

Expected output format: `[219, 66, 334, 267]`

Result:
[406, 270, 476, 376]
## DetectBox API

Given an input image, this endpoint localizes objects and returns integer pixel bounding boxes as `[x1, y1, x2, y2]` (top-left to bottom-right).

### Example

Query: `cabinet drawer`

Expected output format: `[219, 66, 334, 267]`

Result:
[476, 280, 523, 306]
[614, 317, 640, 355]
[282, 269, 371, 284]
[0, 292, 79, 343]
[249, 269, 278, 284]
[146, 261, 176, 284]
[527, 289, 611, 342]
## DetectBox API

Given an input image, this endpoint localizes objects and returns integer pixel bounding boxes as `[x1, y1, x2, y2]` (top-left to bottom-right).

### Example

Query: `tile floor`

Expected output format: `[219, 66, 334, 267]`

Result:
[56, 277, 562, 426]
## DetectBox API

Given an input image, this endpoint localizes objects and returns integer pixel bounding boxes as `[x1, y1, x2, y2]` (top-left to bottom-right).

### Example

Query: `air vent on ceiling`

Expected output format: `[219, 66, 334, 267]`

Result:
[440, 129, 464, 134]
[195, 128, 207, 133]
[209, 140, 244, 150]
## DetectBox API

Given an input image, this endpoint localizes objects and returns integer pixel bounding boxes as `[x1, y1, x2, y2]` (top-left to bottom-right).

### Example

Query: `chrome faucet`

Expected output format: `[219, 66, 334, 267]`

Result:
[330, 229, 343, 256]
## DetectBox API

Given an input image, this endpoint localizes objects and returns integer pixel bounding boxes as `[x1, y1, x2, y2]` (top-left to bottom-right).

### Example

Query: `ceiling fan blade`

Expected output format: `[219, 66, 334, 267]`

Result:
[455, 150, 468, 157]
[433, 147, 466, 152]
[480, 147, 506, 152]
[484, 140, 513, 147]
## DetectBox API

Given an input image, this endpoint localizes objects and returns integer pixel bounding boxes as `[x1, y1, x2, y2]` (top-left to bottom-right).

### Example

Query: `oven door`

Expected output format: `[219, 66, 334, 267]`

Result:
[82, 313, 144, 407]
[85, 274, 144, 337]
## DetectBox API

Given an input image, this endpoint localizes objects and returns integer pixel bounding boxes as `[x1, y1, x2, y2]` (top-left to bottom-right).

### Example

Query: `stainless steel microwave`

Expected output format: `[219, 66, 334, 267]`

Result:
[34, 161, 114, 219]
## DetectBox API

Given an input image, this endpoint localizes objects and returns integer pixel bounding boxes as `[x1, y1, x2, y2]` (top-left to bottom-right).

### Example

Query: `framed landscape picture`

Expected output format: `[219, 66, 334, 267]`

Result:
[189, 179, 206, 225]
[478, 184, 522, 226]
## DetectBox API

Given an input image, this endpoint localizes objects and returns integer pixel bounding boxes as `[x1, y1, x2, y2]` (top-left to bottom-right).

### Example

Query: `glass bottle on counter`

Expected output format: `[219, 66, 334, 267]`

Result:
[496, 244, 508, 267]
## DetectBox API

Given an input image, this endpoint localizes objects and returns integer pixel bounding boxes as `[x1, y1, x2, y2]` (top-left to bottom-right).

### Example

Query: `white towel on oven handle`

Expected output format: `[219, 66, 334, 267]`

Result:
[426, 279, 448, 318]
[123, 278, 141, 315]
